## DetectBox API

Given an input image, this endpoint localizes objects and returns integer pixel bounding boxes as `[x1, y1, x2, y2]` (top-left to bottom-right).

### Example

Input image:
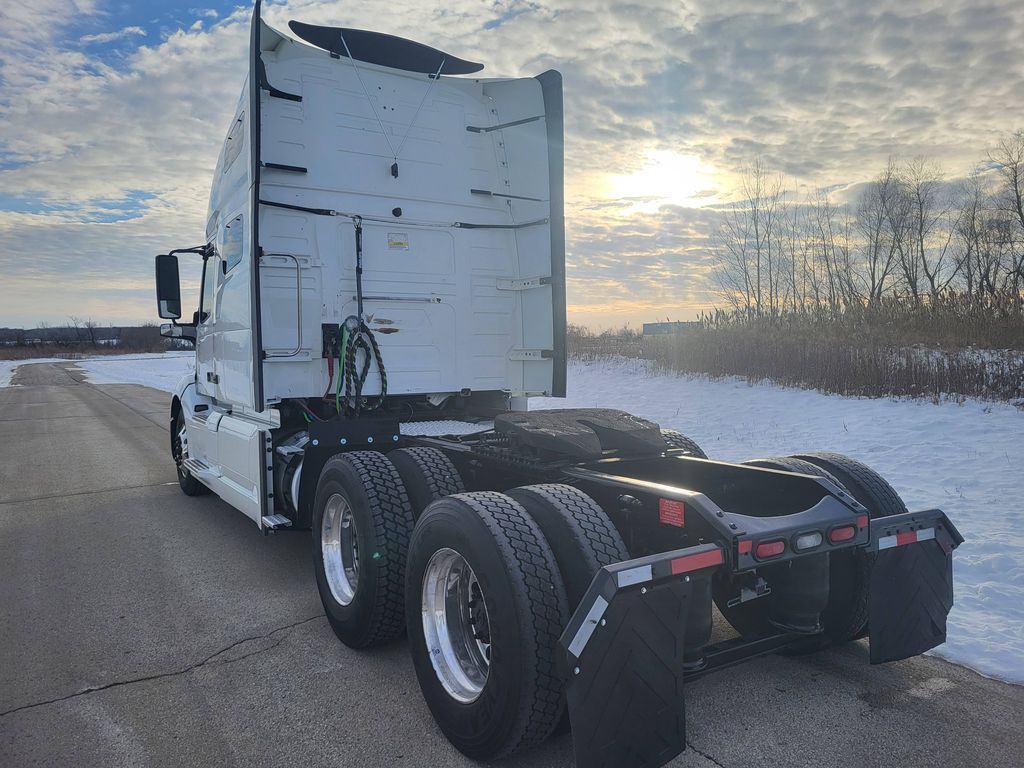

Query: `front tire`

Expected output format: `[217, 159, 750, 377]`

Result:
[406, 492, 568, 760]
[313, 451, 415, 648]
[172, 411, 207, 496]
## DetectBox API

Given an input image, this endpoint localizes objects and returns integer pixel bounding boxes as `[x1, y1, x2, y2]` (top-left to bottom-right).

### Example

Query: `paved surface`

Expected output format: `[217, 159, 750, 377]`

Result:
[1, 361, 1022, 768]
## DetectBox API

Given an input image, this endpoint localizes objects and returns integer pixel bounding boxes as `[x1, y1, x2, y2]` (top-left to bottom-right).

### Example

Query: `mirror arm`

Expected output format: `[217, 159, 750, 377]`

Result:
[159, 244, 213, 327]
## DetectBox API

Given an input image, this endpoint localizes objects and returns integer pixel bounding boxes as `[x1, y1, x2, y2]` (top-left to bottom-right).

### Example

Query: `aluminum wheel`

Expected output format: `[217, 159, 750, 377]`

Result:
[321, 493, 360, 606]
[421, 548, 491, 703]
[173, 423, 188, 473]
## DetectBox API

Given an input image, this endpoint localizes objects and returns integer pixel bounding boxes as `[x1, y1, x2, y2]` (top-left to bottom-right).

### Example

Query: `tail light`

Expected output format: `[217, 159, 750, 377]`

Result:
[829, 525, 857, 543]
[793, 531, 823, 551]
[754, 539, 785, 560]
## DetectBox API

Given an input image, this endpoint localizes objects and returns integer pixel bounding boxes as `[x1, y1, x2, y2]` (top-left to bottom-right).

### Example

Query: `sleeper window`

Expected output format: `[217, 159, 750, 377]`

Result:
[222, 216, 244, 273]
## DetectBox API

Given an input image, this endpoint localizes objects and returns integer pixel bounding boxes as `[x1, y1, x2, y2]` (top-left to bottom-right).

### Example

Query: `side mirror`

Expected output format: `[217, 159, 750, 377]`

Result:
[160, 323, 197, 344]
[155, 254, 182, 319]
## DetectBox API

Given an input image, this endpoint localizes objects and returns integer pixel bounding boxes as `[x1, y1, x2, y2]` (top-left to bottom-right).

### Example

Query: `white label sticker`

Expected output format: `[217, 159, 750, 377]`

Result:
[387, 232, 409, 250]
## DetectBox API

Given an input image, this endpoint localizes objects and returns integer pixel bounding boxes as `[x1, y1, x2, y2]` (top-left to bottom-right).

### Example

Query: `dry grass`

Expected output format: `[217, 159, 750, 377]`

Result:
[570, 299, 1024, 403]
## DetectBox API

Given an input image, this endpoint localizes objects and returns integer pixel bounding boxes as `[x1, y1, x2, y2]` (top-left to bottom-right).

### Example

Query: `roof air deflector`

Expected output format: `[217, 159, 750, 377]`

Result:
[288, 21, 484, 75]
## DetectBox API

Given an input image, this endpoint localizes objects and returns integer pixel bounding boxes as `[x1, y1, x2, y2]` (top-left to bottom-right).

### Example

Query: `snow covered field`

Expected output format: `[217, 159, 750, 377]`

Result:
[0, 352, 193, 389]
[3, 352, 1021, 684]
[75, 352, 194, 391]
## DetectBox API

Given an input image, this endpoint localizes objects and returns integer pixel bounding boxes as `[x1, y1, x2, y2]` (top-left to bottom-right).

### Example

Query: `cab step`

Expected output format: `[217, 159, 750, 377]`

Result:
[262, 514, 293, 531]
[181, 457, 220, 481]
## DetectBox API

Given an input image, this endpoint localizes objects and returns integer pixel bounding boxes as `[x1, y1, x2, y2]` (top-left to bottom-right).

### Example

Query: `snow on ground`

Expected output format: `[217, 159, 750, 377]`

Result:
[3, 352, 1021, 684]
[74, 352, 194, 391]
[535, 358, 1024, 685]
[0, 353, 194, 390]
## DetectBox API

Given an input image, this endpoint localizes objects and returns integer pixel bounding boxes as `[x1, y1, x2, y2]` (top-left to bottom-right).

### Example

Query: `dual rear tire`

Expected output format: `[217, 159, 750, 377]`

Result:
[309, 445, 627, 760]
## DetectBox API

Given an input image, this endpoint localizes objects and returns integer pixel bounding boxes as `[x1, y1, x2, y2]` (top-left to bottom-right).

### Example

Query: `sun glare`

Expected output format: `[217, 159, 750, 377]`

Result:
[606, 151, 718, 213]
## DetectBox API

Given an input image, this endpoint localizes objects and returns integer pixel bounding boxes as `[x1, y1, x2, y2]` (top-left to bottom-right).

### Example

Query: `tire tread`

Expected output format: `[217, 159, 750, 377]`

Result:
[328, 450, 415, 646]
[443, 491, 567, 757]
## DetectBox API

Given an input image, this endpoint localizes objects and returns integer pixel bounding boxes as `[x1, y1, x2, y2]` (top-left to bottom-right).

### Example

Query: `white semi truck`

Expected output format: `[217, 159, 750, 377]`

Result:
[155, 4, 963, 766]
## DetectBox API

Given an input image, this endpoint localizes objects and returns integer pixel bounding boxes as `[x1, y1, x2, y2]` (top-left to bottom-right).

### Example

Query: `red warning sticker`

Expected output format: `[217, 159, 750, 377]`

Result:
[659, 498, 686, 527]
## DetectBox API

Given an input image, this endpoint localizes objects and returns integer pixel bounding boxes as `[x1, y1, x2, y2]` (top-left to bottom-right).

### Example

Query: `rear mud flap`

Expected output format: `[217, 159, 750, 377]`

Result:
[868, 509, 963, 664]
[559, 545, 723, 768]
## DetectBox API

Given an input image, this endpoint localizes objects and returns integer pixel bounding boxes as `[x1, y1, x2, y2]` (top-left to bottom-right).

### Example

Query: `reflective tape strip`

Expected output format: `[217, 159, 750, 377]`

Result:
[877, 527, 935, 550]
[567, 595, 609, 658]
[616, 564, 653, 588]
[670, 548, 723, 575]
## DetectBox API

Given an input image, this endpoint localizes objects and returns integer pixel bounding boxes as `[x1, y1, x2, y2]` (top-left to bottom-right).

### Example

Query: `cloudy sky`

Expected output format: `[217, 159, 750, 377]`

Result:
[2, 0, 1023, 329]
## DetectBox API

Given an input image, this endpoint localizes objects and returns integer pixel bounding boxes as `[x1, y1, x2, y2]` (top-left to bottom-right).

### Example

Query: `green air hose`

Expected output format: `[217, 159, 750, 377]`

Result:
[336, 317, 386, 415]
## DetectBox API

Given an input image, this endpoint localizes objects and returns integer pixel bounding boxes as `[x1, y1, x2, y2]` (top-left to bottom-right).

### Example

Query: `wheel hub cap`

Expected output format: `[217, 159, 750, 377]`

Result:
[322, 493, 360, 606]
[421, 548, 491, 703]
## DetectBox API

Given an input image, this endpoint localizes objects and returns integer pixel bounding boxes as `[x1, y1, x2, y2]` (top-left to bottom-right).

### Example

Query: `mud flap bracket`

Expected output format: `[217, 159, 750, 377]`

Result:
[559, 544, 723, 768]
[868, 508, 963, 664]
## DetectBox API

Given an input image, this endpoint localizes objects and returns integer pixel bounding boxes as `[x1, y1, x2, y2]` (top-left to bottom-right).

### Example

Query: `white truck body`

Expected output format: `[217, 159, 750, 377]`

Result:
[162, 4, 564, 526]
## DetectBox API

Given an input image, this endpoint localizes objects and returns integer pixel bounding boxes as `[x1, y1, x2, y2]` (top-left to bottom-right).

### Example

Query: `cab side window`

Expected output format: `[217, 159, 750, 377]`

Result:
[222, 215, 244, 273]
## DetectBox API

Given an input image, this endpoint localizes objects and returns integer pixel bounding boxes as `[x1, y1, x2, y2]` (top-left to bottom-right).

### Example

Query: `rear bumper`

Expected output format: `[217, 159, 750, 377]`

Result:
[560, 509, 963, 768]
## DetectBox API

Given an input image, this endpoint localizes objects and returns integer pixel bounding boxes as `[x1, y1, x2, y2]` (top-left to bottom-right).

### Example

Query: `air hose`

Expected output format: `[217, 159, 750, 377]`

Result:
[336, 316, 387, 414]
[334, 216, 387, 415]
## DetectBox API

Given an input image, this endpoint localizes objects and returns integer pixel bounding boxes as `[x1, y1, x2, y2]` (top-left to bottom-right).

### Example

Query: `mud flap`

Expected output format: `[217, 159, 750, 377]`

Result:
[559, 544, 723, 768]
[868, 509, 963, 664]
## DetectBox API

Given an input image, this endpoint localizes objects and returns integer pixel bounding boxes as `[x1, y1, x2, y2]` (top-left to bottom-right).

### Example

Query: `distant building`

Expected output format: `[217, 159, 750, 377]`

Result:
[642, 321, 702, 336]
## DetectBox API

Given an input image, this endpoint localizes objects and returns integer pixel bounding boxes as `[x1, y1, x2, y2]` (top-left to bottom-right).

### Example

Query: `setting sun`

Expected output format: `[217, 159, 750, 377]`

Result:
[606, 150, 719, 212]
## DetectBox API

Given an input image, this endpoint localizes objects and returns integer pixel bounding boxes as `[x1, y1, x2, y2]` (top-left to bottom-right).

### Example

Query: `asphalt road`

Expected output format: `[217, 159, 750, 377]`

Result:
[1, 361, 1022, 768]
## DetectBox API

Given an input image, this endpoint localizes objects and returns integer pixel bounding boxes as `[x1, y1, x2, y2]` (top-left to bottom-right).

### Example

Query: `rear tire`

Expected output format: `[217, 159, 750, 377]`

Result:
[506, 484, 629, 610]
[172, 411, 207, 496]
[406, 492, 568, 760]
[660, 429, 708, 458]
[713, 457, 842, 644]
[312, 451, 415, 648]
[388, 447, 464, 520]
[793, 452, 907, 642]
[715, 453, 905, 645]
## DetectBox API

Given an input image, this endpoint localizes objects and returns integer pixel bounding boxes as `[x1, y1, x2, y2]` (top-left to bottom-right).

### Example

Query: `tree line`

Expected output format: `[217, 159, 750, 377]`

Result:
[713, 131, 1024, 318]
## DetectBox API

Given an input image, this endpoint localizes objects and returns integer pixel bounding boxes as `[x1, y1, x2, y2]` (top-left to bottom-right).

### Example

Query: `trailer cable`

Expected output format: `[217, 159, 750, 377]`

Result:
[337, 317, 387, 414]
[334, 217, 387, 415]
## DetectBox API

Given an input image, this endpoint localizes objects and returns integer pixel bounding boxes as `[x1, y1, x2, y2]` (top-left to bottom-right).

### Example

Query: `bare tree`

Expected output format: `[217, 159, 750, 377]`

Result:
[855, 158, 903, 303]
[712, 159, 787, 316]
[988, 131, 1024, 293]
[897, 157, 962, 300]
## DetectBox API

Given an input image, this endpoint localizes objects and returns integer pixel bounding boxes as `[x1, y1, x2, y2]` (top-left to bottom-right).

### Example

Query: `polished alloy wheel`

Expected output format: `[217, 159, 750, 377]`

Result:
[174, 423, 189, 474]
[322, 493, 360, 605]
[421, 548, 491, 703]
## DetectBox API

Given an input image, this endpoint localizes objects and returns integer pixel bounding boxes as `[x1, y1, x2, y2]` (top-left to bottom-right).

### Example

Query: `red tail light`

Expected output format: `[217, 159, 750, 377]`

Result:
[754, 539, 785, 560]
[829, 525, 857, 543]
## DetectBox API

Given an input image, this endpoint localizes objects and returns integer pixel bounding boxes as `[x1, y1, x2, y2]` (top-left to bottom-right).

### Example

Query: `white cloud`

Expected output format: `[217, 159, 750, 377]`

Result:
[1, 0, 1024, 327]
[80, 26, 146, 45]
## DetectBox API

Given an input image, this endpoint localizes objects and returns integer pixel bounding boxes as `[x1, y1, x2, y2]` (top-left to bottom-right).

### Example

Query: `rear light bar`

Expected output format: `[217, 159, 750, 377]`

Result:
[754, 539, 785, 560]
[829, 525, 857, 543]
[793, 531, 823, 551]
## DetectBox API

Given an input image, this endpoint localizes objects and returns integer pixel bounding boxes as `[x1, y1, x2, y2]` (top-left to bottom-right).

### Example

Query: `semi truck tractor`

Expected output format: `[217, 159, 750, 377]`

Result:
[154, 4, 963, 766]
